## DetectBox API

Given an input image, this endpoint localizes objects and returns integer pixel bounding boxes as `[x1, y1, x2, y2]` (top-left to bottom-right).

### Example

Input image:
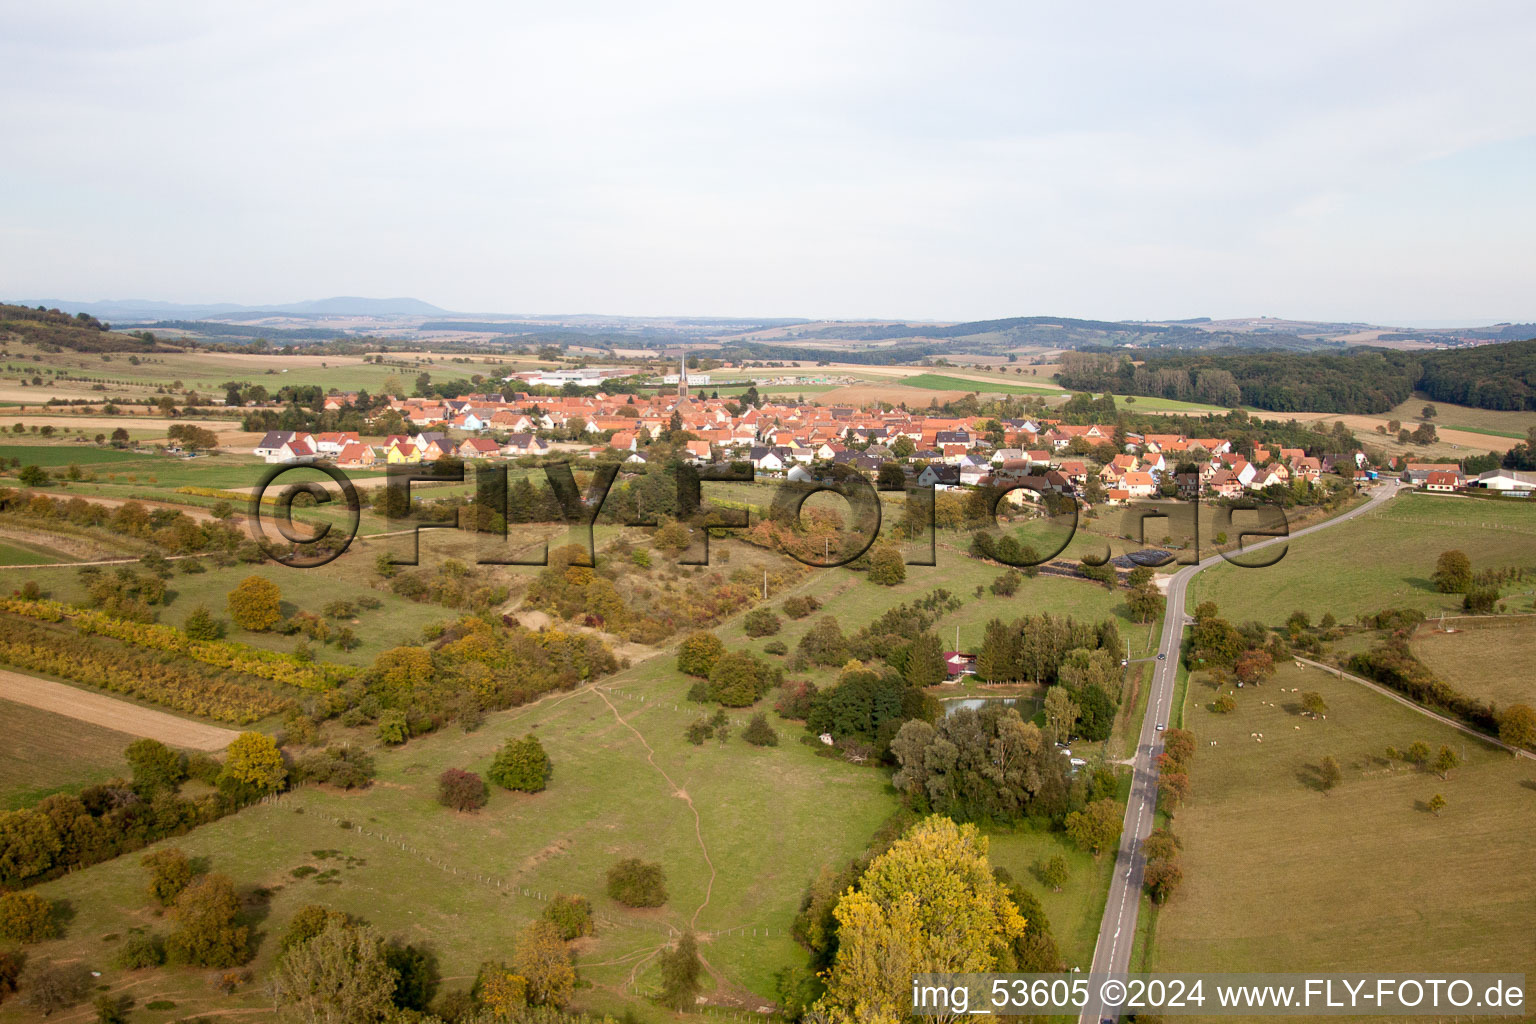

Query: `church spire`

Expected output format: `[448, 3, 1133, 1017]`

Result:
[677, 350, 688, 398]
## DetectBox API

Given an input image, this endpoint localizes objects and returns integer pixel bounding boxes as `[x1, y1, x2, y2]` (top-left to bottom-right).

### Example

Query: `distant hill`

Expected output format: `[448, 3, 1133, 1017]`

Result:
[19, 296, 449, 320]
[0, 302, 161, 352]
[780, 315, 1341, 353]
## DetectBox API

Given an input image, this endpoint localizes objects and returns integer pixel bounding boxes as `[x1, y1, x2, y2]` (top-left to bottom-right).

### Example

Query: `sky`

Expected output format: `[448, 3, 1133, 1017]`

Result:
[3, 0, 1536, 324]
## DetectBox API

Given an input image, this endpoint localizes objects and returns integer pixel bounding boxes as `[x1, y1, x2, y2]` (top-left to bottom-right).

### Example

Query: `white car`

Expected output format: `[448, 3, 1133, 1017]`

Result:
[1155, 723, 1165, 732]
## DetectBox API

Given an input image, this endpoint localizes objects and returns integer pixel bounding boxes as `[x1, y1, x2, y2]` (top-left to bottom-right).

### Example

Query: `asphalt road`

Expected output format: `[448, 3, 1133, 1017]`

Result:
[1078, 480, 1401, 1024]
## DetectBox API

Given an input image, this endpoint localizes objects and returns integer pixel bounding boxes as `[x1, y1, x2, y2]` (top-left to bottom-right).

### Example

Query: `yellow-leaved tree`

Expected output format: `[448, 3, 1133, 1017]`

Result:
[815, 815, 1026, 1024]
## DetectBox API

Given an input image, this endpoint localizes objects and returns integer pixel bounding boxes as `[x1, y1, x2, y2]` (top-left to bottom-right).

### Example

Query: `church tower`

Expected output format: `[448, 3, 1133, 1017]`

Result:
[677, 351, 688, 398]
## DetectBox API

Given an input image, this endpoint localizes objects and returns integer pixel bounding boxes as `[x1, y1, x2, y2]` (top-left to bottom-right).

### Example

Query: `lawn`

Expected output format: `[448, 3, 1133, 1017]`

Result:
[985, 826, 1116, 968]
[0, 698, 133, 809]
[1152, 662, 1536, 984]
[1410, 617, 1536, 711]
[1187, 492, 1536, 626]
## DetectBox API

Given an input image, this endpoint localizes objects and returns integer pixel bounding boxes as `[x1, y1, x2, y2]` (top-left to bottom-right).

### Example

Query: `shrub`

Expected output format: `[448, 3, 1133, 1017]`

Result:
[780, 594, 820, 619]
[183, 604, 226, 641]
[487, 735, 552, 793]
[542, 894, 595, 940]
[605, 858, 667, 907]
[763, 639, 787, 656]
[742, 712, 778, 747]
[743, 608, 781, 638]
[0, 892, 56, 944]
[293, 747, 376, 789]
[438, 768, 488, 812]
[114, 933, 166, 969]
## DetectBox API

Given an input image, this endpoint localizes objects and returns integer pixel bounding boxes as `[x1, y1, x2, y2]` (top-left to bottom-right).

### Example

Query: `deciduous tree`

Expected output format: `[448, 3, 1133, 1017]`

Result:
[1065, 799, 1123, 857]
[488, 735, 552, 793]
[227, 575, 282, 631]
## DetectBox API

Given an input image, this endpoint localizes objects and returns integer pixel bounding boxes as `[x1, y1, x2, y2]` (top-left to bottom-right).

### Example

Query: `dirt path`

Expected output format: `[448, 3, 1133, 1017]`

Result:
[0, 669, 239, 750]
[595, 687, 717, 932]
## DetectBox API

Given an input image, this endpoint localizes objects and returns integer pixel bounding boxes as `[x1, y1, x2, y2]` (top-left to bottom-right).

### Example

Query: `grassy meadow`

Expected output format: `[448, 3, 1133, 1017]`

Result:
[1410, 616, 1536, 710]
[1188, 492, 1536, 626]
[1152, 662, 1536, 992]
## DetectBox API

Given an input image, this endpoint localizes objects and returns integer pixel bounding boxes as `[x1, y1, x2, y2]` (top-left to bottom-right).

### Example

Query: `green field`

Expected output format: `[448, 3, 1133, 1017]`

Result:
[899, 373, 1065, 396]
[1189, 493, 1536, 626]
[1410, 617, 1536, 711]
[0, 698, 133, 809]
[0, 538, 68, 565]
[1152, 663, 1536, 994]
[0, 443, 159, 467]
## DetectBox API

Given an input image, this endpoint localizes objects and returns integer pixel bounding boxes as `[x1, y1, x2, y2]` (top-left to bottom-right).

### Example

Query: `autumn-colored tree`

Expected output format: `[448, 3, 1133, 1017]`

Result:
[437, 768, 488, 812]
[219, 732, 287, 795]
[142, 847, 193, 906]
[676, 631, 725, 678]
[473, 962, 528, 1018]
[0, 891, 57, 944]
[1233, 649, 1274, 685]
[1157, 772, 1192, 809]
[1427, 793, 1447, 817]
[1499, 704, 1536, 751]
[165, 873, 250, 967]
[867, 543, 906, 586]
[1143, 858, 1184, 904]
[816, 816, 1025, 1023]
[1212, 694, 1237, 713]
[512, 920, 574, 1008]
[1300, 691, 1328, 717]
[542, 894, 595, 941]
[488, 735, 552, 793]
[1065, 798, 1123, 857]
[227, 575, 282, 631]
[1433, 745, 1460, 779]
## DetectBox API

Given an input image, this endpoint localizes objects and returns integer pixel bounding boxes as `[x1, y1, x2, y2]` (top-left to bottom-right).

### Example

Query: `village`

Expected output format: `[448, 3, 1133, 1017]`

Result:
[246, 361, 1535, 506]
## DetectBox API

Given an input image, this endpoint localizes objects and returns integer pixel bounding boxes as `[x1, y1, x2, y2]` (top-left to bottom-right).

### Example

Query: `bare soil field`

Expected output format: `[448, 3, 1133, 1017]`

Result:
[0, 669, 240, 750]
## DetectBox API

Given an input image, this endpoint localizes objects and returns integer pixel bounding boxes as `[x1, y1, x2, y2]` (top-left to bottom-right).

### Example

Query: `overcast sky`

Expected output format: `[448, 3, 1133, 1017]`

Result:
[3, 1, 1535, 324]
